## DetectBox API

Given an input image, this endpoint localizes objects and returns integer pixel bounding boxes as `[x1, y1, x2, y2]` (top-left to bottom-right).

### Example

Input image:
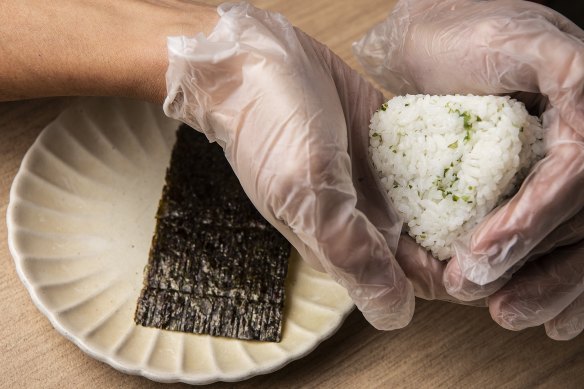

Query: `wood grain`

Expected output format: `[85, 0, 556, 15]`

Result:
[1, 1, 582, 388]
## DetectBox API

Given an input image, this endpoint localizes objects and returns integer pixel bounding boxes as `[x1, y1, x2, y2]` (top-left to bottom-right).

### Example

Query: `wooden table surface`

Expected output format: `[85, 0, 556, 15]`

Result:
[1, 1, 583, 388]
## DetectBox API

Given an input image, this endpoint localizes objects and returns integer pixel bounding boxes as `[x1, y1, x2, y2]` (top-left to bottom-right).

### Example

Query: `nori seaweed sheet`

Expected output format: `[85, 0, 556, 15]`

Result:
[135, 125, 290, 342]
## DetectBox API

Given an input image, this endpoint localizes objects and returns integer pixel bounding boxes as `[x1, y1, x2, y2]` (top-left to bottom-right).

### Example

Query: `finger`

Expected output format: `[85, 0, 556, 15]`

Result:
[352, 0, 416, 95]
[488, 240, 584, 331]
[315, 203, 415, 331]
[445, 207, 584, 301]
[455, 122, 584, 285]
[443, 256, 510, 302]
[270, 146, 415, 330]
[296, 28, 404, 255]
[252, 140, 415, 331]
[396, 235, 447, 301]
[450, 1, 584, 133]
[341, 70, 403, 255]
[333, 56, 403, 254]
[545, 7, 584, 42]
[490, 8, 584, 135]
[397, 235, 486, 306]
[312, 210, 417, 330]
[545, 293, 584, 341]
[525, 206, 584, 261]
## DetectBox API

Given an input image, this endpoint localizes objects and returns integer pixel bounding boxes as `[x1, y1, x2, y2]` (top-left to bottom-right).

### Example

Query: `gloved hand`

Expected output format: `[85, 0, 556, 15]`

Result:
[354, 0, 584, 339]
[162, 2, 424, 330]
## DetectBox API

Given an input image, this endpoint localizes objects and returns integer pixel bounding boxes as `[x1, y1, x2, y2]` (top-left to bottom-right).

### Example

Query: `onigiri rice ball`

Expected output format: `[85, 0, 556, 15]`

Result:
[369, 94, 545, 260]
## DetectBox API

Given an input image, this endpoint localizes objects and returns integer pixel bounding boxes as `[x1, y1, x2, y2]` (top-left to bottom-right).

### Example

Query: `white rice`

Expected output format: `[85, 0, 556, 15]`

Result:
[369, 95, 544, 260]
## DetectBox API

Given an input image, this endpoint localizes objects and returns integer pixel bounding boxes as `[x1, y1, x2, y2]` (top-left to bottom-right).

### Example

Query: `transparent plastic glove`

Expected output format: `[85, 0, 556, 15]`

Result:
[162, 2, 422, 330]
[354, 0, 584, 339]
[396, 235, 486, 307]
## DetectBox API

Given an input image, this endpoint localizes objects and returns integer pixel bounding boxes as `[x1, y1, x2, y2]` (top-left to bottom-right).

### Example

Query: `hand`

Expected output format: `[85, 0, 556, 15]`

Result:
[162, 3, 420, 329]
[354, 0, 584, 339]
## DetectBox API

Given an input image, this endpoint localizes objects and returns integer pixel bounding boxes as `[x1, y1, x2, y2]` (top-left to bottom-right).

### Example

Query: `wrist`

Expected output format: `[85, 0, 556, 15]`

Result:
[123, 2, 219, 103]
[0, 1, 218, 102]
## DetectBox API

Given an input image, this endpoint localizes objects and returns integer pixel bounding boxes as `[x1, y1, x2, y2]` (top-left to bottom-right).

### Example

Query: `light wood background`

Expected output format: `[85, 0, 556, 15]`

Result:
[1, 1, 582, 388]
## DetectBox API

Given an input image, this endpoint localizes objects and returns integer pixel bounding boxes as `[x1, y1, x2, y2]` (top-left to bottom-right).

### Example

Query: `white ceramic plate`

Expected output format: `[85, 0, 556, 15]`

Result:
[7, 97, 354, 384]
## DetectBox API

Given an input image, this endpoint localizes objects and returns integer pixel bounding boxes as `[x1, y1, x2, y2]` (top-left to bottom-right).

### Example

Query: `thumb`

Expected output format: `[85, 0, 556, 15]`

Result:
[267, 164, 415, 329]
[291, 191, 415, 330]
[265, 188, 416, 331]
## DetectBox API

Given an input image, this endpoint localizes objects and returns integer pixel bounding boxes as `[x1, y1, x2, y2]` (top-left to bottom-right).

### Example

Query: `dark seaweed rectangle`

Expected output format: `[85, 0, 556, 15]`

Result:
[135, 289, 283, 342]
[135, 125, 290, 342]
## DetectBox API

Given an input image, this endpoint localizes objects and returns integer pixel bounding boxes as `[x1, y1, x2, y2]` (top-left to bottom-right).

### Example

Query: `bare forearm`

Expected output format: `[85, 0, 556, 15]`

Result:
[0, 0, 217, 103]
